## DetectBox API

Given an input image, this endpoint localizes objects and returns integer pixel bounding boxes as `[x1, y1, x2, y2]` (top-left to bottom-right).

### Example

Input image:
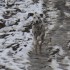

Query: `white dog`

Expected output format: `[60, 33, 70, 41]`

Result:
[32, 12, 45, 54]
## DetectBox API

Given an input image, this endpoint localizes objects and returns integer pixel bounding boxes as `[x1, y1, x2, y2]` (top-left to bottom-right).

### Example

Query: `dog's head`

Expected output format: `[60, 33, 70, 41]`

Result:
[28, 12, 43, 25]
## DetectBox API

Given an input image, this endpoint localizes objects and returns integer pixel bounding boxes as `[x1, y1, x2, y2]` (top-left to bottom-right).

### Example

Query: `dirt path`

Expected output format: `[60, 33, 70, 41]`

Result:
[28, 45, 53, 70]
[28, 44, 70, 70]
[28, 0, 70, 70]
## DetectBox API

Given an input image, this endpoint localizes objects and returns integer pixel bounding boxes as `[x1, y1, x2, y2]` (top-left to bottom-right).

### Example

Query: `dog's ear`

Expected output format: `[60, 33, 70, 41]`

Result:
[40, 14, 43, 18]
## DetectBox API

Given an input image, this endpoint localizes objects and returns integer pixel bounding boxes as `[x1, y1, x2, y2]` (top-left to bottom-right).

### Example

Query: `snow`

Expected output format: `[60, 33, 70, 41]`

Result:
[0, 0, 43, 70]
[64, 12, 70, 17]
[50, 59, 63, 70]
[62, 56, 70, 70]
[1, 0, 69, 70]
[62, 56, 70, 64]
[48, 24, 55, 30]
[65, 2, 70, 6]
[53, 45, 64, 56]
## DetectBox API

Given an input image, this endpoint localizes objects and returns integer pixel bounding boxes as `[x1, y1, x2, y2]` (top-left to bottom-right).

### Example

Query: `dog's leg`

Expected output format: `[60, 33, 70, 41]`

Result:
[39, 45, 42, 54]
[34, 38, 38, 54]
[38, 41, 42, 54]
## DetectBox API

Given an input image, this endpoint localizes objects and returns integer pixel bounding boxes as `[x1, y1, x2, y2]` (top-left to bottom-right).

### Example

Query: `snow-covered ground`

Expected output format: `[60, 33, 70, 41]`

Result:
[0, 0, 70, 70]
[0, 0, 43, 70]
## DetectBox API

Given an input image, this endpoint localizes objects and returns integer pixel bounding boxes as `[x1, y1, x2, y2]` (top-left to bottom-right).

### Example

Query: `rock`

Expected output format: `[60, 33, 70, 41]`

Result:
[6, 43, 16, 48]
[6, 43, 20, 51]
[9, 30, 16, 32]
[27, 13, 34, 18]
[3, 10, 12, 19]
[27, 38, 32, 41]
[23, 24, 32, 32]
[6, 3, 14, 8]
[0, 19, 5, 29]
[14, 8, 21, 12]
[8, 19, 20, 26]
[19, 48, 23, 51]
[40, 14, 43, 18]
[1, 66, 5, 69]
[3, 9, 17, 19]
[0, 65, 5, 69]
[5, 68, 13, 70]
[5, 0, 16, 8]
[66, 40, 70, 49]
[46, 47, 53, 51]
[12, 44, 20, 51]
[24, 27, 30, 32]
[15, 19, 20, 25]
[47, 57, 52, 62]
[50, 48, 60, 55]
[0, 23, 5, 29]
[0, 34, 9, 38]
[24, 45, 27, 47]
[32, 0, 39, 3]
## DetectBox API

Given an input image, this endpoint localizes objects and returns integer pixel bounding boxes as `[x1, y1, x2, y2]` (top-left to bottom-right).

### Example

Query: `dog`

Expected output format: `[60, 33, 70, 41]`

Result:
[32, 12, 45, 54]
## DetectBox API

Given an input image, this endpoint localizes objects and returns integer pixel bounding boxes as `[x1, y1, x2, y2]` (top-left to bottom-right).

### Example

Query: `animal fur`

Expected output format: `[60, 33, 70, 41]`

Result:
[32, 13, 45, 54]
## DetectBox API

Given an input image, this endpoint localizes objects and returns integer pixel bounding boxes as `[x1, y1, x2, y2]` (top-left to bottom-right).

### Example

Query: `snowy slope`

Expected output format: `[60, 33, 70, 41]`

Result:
[0, 0, 43, 70]
[0, 0, 70, 70]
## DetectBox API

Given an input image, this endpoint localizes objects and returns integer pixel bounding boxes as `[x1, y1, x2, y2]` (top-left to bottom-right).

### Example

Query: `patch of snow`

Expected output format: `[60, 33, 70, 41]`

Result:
[64, 12, 70, 17]
[62, 56, 70, 64]
[65, 2, 70, 6]
[59, 25, 63, 28]
[48, 24, 55, 30]
[0, 0, 43, 70]
[62, 56, 70, 70]
[50, 59, 63, 70]
[53, 45, 64, 56]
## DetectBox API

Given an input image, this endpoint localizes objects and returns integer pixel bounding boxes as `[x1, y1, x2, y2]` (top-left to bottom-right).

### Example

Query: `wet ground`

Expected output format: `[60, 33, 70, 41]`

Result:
[28, 0, 70, 70]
